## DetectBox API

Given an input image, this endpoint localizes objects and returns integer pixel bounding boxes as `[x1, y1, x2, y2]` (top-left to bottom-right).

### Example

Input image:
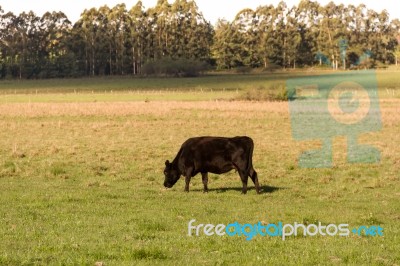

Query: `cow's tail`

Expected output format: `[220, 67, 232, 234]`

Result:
[246, 137, 260, 193]
[246, 137, 255, 176]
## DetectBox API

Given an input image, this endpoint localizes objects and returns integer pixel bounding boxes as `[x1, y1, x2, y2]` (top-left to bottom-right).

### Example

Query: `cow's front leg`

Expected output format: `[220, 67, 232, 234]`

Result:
[201, 172, 208, 193]
[184, 176, 191, 192]
[184, 168, 193, 192]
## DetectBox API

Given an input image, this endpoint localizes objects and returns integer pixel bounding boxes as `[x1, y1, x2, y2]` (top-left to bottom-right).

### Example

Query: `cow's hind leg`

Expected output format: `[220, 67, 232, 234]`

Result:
[239, 170, 249, 194]
[201, 172, 208, 193]
[249, 168, 261, 194]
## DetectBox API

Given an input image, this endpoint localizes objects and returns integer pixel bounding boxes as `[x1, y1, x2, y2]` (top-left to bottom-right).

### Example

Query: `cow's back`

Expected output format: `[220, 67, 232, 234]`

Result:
[177, 136, 253, 172]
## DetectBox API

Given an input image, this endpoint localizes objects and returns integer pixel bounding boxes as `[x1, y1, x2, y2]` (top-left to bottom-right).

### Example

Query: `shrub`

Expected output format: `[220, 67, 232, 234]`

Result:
[262, 63, 282, 72]
[142, 58, 210, 77]
[237, 84, 288, 101]
[235, 66, 252, 74]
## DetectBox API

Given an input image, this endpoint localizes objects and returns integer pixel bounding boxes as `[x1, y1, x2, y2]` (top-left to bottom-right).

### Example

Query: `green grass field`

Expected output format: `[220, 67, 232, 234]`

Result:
[0, 71, 399, 265]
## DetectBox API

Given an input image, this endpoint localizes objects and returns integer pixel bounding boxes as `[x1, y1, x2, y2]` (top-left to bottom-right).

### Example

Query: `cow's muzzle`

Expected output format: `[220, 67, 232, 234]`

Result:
[164, 182, 173, 188]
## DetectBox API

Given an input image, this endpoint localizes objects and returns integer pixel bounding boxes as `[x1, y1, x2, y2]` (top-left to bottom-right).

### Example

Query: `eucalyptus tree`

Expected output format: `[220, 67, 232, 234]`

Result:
[295, 0, 321, 66]
[151, 0, 171, 59]
[231, 8, 258, 67]
[76, 8, 100, 75]
[254, 4, 276, 68]
[180, 0, 213, 61]
[108, 4, 129, 74]
[375, 10, 394, 64]
[318, 2, 345, 69]
[0, 9, 18, 78]
[38, 11, 72, 77]
[344, 4, 366, 66]
[285, 6, 302, 68]
[128, 1, 148, 75]
[392, 19, 400, 65]
[212, 19, 236, 69]
[272, 1, 302, 68]
[9, 11, 43, 78]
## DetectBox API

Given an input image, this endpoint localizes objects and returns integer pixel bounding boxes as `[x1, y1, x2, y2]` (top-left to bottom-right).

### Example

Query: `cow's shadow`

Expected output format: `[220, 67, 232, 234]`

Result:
[192, 185, 285, 194]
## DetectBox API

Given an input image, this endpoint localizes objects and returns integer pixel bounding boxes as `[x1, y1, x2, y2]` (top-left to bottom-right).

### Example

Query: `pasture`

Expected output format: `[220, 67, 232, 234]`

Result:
[0, 70, 399, 265]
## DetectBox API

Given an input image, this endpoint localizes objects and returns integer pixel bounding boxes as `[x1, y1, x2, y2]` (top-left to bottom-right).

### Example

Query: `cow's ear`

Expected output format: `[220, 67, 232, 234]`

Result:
[165, 160, 170, 167]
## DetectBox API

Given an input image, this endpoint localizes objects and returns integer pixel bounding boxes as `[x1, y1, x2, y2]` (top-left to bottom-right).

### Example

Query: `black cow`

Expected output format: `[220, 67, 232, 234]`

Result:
[163, 136, 260, 194]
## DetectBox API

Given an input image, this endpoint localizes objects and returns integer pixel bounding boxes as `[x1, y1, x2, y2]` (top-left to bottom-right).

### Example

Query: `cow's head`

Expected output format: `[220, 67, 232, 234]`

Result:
[163, 160, 180, 188]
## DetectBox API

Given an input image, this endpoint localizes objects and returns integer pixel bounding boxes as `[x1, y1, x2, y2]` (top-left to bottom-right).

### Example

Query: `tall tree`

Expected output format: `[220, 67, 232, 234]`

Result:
[254, 5, 276, 68]
[128, 1, 147, 75]
[212, 19, 237, 69]
[109, 4, 128, 74]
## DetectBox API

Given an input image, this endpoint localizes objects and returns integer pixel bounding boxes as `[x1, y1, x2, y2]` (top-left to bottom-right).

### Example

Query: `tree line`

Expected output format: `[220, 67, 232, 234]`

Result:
[0, 0, 399, 79]
[214, 1, 400, 70]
